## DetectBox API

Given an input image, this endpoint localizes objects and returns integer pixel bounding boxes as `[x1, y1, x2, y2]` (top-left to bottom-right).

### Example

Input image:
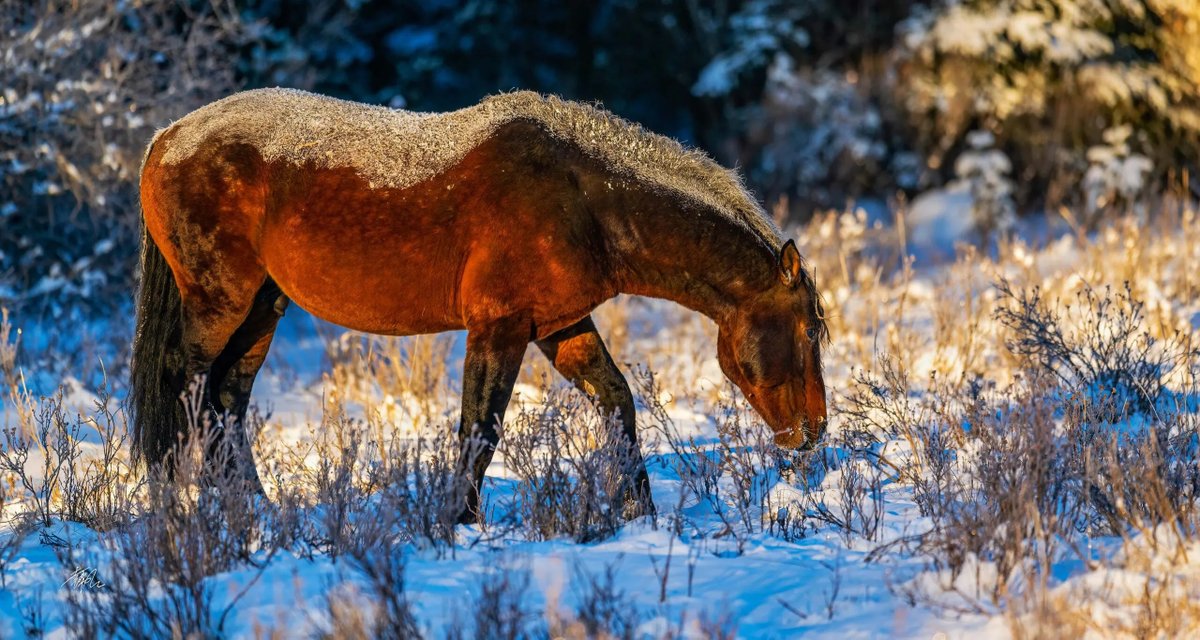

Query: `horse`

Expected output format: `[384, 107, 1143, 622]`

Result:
[130, 88, 828, 522]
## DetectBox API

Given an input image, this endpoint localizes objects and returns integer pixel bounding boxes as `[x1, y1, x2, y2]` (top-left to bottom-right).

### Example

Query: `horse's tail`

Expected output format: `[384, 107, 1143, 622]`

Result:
[130, 131, 183, 468]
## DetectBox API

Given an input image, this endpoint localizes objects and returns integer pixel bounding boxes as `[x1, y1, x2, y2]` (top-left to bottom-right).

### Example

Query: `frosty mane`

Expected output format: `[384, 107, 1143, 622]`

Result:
[157, 88, 781, 248]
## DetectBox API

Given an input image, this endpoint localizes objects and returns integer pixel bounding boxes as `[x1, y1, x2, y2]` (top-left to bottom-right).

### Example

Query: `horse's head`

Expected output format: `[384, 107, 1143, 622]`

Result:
[716, 239, 828, 449]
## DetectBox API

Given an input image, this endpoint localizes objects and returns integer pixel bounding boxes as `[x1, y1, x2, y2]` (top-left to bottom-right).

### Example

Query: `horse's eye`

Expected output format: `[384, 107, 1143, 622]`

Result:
[805, 327, 819, 342]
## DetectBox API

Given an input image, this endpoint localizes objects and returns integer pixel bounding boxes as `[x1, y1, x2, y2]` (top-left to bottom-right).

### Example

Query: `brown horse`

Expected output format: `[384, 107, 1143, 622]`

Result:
[131, 88, 828, 522]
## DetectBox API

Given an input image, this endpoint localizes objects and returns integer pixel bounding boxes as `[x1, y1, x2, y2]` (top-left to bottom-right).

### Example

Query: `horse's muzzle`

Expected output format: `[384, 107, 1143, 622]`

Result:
[798, 416, 828, 450]
[774, 417, 827, 450]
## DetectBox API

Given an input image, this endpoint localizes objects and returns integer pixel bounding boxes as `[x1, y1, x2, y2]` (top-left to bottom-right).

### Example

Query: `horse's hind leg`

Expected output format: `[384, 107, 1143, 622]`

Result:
[172, 264, 267, 483]
[536, 315, 654, 518]
[207, 279, 289, 492]
[456, 315, 532, 524]
[143, 138, 270, 484]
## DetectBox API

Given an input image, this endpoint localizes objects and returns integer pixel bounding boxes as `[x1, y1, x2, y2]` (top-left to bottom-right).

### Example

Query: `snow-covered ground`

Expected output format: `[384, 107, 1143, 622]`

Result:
[0, 313, 998, 639]
[1, 208, 1199, 638]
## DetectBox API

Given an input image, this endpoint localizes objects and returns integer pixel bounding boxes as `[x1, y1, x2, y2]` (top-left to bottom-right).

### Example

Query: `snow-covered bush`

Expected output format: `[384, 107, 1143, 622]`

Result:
[954, 130, 1016, 240]
[898, 0, 1200, 207]
[903, 131, 1015, 253]
[690, 1, 916, 210]
[1083, 125, 1154, 225]
[691, 0, 813, 99]
[0, 1, 246, 318]
[739, 55, 892, 207]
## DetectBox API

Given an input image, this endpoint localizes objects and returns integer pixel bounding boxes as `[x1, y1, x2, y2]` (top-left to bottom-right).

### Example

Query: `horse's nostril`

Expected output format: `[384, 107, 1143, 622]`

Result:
[800, 418, 828, 450]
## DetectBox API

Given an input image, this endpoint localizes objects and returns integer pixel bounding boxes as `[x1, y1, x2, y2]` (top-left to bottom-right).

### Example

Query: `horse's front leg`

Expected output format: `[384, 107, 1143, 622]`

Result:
[456, 316, 532, 524]
[536, 315, 654, 519]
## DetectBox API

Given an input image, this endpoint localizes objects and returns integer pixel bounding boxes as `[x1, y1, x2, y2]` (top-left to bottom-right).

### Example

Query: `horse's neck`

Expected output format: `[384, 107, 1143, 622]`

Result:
[599, 186, 778, 324]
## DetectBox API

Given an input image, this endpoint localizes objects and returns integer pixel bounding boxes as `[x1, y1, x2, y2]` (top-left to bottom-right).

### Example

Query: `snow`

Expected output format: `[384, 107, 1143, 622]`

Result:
[905, 182, 976, 260]
[691, 2, 809, 98]
[919, 4, 1112, 62]
[0, 440, 1000, 639]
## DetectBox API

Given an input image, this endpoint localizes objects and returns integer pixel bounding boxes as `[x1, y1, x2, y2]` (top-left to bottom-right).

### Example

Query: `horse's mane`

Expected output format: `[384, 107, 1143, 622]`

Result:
[156, 88, 782, 249]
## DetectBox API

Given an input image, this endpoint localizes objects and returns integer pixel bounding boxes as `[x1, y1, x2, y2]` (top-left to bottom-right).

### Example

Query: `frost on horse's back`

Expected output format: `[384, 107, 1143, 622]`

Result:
[152, 88, 775, 240]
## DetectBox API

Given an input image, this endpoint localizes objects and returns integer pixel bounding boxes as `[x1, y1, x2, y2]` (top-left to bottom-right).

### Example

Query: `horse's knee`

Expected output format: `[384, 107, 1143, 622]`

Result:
[587, 367, 633, 420]
[217, 369, 255, 413]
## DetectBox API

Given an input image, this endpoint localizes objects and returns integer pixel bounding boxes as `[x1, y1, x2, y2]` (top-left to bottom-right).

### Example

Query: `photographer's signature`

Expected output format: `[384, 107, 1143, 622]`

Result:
[62, 567, 107, 591]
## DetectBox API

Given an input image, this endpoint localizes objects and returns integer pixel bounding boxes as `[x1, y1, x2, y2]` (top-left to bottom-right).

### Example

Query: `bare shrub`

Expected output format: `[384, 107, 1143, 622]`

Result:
[325, 546, 422, 640]
[1007, 410, 1200, 638]
[704, 394, 881, 550]
[18, 585, 48, 638]
[303, 413, 375, 559]
[445, 557, 737, 640]
[0, 390, 78, 528]
[633, 366, 720, 514]
[60, 402, 275, 639]
[0, 487, 28, 590]
[499, 383, 643, 543]
[66, 382, 143, 530]
[0, 377, 142, 531]
[286, 409, 479, 559]
[558, 563, 640, 640]
[847, 340, 1200, 620]
[548, 559, 738, 639]
[801, 452, 887, 546]
[446, 560, 539, 640]
[369, 426, 478, 553]
[1080, 399, 1200, 538]
[709, 396, 777, 537]
[995, 280, 1184, 416]
[635, 367, 861, 549]
[845, 358, 1087, 610]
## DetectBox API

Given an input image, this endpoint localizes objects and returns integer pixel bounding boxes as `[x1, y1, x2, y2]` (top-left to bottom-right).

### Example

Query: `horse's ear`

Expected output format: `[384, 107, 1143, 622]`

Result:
[778, 239, 803, 287]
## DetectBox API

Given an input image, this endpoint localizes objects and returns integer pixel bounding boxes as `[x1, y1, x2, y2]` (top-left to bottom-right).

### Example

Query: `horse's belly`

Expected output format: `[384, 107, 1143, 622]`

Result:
[259, 211, 466, 336]
[276, 268, 465, 337]
[271, 254, 465, 336]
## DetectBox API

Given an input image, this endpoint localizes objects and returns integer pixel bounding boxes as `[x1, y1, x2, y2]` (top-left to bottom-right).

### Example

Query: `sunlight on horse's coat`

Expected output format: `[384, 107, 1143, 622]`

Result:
[152, 88, 782, 245]
[133, 87, 830, 524]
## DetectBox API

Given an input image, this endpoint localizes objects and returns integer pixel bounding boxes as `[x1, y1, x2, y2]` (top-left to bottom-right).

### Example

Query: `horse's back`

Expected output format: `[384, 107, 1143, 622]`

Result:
[141, 90, 614, 338]
[151, 88, 514, 193]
